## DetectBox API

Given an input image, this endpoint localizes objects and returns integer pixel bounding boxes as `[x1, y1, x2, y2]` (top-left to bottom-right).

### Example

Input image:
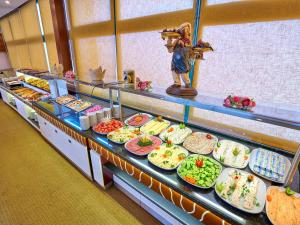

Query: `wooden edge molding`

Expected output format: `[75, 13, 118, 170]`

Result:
[33, 106, 87, 146]
[88, 139, 231, 225]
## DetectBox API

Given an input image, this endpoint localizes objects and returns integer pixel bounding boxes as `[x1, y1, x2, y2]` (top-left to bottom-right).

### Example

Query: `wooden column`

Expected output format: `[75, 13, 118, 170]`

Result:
[0, 34, 6, 52]
[49, 0, 72, 72]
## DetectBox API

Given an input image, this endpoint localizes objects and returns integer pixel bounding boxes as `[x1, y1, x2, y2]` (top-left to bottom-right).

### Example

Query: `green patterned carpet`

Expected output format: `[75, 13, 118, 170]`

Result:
[0, 101, 159, 225]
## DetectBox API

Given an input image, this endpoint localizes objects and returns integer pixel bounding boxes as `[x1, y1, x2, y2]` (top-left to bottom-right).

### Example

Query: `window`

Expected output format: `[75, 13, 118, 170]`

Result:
[0, 0, 49, 71]
[190, 0, 300, 144]
[115, 0, 196, 118]
[38, 0, 59, 67]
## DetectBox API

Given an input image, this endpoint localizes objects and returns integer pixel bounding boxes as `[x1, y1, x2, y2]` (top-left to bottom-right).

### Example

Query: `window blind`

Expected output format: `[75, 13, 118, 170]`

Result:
[190, 0, 300, 143]
[38, 0, 59, 67]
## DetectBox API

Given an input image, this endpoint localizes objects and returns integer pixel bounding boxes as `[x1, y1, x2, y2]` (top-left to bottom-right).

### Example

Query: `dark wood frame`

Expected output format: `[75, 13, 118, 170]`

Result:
[49, 0, 72, 72]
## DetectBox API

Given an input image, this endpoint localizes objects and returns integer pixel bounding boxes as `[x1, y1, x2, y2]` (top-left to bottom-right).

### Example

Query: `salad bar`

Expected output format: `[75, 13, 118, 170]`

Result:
[31, 93, 300, 225]
[2, 76, 298, 225]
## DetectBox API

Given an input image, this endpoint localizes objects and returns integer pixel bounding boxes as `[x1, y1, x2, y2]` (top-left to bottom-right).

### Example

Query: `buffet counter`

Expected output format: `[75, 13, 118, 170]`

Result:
[32, 94, 299, 225]
[1, 82, 299, 225]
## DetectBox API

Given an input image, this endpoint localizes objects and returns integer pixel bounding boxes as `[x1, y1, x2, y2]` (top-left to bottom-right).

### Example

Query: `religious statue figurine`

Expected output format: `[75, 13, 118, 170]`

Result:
[161, 22, 213, 96]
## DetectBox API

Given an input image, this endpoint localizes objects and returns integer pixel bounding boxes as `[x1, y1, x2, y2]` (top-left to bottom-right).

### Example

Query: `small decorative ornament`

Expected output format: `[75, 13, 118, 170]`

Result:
[51, 63, 64, 77]
[123, 70, 136, 86]
[136, 77, 152, 91]
[64, 70, 75, 81]
[160, 22, 213, 96]
[88, 66, 106, 84]
[224, 94, 256, 111]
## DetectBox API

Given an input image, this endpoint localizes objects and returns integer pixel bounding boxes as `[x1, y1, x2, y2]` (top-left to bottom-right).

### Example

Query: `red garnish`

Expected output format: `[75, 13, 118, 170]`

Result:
[134, 116, 143, 122]
[206, 134, 212, 139]
[266, 195, 272, 202]
[196, 159, 204, 168]
[167, 127, 174, 133]
[185, 176, 196, 184]
[166, 140, 172, 147]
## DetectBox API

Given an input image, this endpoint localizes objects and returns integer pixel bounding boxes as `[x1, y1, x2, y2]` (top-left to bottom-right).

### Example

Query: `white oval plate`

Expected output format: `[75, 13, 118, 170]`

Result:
[177, 154, 222, 189]
[124, 113, 153, 127]
[140, 118, 171, 136]
[215, 168, 266, 214]
[147, 144, 189, 171]
[213, 140, 250, 169]
[249, 148, 291, 184]
[159, 124, 192, 145]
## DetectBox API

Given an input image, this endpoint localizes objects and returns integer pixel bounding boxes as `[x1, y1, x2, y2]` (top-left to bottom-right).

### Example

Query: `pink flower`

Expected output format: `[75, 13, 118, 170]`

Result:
[233, 96, 240, 103]
[249, 101, 256, 107]
[140, 82, 147, 90]
[224, 98, 231, 106]
[242, 98, 250, 107]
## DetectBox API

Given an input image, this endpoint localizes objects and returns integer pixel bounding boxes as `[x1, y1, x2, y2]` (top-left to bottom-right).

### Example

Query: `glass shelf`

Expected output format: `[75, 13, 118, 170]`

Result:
[110, 84, 300, 131]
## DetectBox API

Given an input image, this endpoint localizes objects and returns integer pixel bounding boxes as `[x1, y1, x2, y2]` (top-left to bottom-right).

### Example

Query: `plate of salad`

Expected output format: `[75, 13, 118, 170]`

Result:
[215, 168, 266, 214]
[107, 126, 143, 144]
[266, 186, 300, 225]
[125, 135, 163, 156]
[140, 116, 170, 135]
[183, 132, 218, 155]
[159, 124, 192, 144]
[92, 119, 124, 135]
[213, 140, 251, 169]
[125, 113, 153, 127]
[249, 148, 291, 183]
[147, 141, 189, 170]
[177, 154, 222, 188]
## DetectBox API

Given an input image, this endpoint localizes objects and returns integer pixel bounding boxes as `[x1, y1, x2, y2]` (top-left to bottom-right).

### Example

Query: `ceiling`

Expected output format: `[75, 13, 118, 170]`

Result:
[0, 0, 28, 18]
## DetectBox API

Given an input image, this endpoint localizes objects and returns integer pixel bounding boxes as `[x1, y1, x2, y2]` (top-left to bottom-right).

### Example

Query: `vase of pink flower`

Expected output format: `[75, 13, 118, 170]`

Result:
[224, 94, 256, 111]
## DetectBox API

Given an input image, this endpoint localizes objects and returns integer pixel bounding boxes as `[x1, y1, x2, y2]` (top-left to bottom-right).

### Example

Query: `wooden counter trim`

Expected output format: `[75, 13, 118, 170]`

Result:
[88, 139, 231, 225]
[33, 106, 87, 146]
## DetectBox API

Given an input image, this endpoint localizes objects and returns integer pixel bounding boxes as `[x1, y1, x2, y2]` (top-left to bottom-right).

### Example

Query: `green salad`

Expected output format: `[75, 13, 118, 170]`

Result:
[177, 155, 222, 188]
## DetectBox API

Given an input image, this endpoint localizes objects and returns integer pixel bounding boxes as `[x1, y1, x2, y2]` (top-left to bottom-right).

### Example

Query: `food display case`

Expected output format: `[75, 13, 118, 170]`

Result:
[1, 70, 299, 225]
[30, 78, 299, 224]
